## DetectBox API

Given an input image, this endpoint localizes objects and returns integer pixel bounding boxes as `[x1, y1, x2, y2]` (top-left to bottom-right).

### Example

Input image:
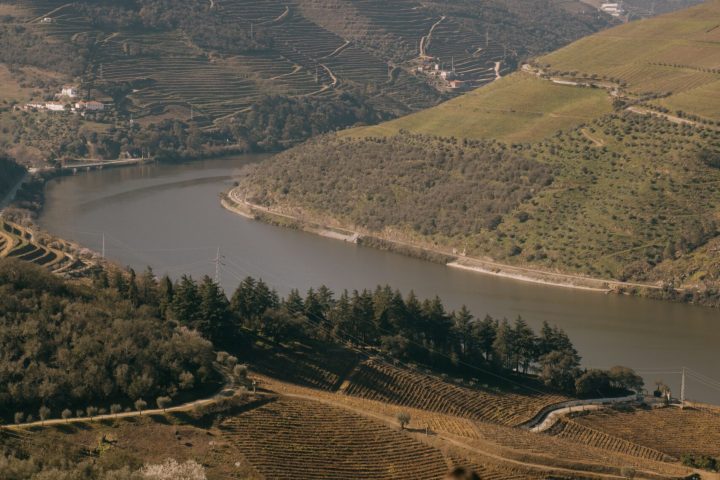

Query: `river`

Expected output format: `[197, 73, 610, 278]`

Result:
[39, 155, 720, 403]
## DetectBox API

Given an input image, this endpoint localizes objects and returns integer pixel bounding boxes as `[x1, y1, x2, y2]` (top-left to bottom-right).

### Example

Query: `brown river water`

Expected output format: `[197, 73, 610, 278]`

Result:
[39, 155, 720, 403]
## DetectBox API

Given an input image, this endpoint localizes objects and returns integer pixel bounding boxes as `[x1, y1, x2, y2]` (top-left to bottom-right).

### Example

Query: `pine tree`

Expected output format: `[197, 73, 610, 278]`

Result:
[171, 275, 200, 327]
[493, 319, 512, 369]
[230, 276, 257, 324]
[473, 315, 498, 362]
[284, 289, 305, 317]
[198, 276, 232, 342]
[452, 305, 474, 357]
[139, 266, 159, 306]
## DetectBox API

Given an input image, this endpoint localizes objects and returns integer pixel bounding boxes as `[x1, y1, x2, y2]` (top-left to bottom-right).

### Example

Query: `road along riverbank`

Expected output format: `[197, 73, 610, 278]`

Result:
[222, 186, 672, 297]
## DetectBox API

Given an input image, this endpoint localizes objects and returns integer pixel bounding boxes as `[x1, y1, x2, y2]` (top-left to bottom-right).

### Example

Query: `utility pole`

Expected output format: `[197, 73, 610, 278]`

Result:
[190, 104, 193, 121]
[214, 247, 224, 284]
[102, 233, 105, 259]
[680, 367, 686, 409]
[485, 29, 489, 47]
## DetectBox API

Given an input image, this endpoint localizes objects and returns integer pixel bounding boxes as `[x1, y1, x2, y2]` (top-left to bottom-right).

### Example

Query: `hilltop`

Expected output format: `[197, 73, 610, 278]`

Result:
[241, 1, 720, 305]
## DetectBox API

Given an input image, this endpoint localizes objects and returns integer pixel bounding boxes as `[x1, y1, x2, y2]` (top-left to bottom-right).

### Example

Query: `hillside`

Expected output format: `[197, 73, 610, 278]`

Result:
[0, 264, 713, 480]
[0, 0, 618, 162]
[242, 1, 720, 305]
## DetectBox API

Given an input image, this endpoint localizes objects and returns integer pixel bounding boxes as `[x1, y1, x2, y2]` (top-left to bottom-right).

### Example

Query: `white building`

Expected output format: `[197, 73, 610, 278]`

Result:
[61, 86, 78, 98]
[600, 3, 625, 17]
[75, 100, 104, 111]
[45, 102, 66, 111]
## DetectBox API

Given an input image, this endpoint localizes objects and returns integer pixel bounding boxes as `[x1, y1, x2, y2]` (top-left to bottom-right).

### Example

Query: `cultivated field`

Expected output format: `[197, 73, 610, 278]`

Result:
[220, 396, 451, 479]
[539, 0, 720, 121]
[566, 405, 720, 459]
[350, 74, 612, 142]
[0, 220, 88, 275]
[341, 359, 570, 426]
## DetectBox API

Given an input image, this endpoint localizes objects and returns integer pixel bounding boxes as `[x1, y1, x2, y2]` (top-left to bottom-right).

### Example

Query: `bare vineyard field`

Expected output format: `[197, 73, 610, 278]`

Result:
[219, 397, 451, 480]
[568, 406, 720, 459]
[351, 74, 612, 143]
[342, 359, 570, 426]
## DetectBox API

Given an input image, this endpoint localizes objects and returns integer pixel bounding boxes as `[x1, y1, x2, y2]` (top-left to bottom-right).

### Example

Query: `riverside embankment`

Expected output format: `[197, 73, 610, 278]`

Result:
[222, 186, 669, 295]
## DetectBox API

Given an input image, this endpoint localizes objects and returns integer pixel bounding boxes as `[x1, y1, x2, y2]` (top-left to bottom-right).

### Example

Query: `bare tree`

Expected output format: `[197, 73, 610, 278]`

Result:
[14, 412, 24, 425]
[110, 404, 122, 418]
[61, 409, 72, 423]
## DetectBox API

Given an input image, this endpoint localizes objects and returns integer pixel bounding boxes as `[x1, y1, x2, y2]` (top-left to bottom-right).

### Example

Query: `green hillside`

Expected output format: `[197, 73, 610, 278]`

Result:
[244, 2, 720, 305]
[353, 0, 720, 141]
[348, 74, 613, 143]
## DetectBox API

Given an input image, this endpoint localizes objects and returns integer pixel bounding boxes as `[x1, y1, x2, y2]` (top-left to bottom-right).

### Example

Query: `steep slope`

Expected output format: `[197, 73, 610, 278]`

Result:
[1, 0, 614, 126]
[241, 2, 720, 304]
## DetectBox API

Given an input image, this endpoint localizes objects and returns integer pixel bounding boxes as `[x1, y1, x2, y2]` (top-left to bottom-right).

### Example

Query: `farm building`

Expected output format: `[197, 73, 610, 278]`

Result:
[600, 3, 625, 16]
[61, 86, 78, 98]
[75, 100, 104, 111]
[45, 102, 66, 111]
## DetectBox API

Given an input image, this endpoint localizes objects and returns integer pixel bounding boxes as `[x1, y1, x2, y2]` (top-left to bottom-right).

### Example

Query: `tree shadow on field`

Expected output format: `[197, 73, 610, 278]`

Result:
[149, 413, 170, 425]
[406, 427, 437, 436]
[54, 424, 79, 434]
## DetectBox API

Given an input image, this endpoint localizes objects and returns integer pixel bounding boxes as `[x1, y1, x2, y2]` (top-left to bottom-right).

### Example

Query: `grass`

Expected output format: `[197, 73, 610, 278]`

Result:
[0, 414, 263, 479]
[654, 80, 720, 121]
[0, 65, 34, 103]
[349, 74, 612, 143]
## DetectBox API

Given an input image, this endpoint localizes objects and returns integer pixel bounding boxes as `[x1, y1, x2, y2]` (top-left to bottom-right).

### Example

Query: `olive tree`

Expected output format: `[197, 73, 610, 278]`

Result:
[397, 412, 411, 430]
[135, 398, 147, 414]
[39, 406, 51, 425]
[156, 396, 171, 412]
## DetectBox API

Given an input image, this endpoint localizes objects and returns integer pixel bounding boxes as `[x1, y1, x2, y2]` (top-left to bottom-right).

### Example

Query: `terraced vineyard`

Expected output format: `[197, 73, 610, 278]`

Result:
[566, 406, 720, 459]
[11, 0, 614, 128]
[547, 418, 673, 462]
[342, 360, 569, 426]
[219, 397, 451, 479]
[539, 1, 720, 122]
[0, 220, 88, 275]
[249, 341, 360, 391]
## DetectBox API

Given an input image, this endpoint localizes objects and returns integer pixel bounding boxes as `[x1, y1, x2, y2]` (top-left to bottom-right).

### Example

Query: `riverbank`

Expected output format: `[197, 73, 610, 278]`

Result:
[221, 187, 673, 296]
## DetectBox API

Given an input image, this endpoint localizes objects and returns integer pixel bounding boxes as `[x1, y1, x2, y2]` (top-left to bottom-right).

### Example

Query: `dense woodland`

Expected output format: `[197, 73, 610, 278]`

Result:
[0, 260, 217, 422]
[423, 0, 615, 60]
[0, 155, 25, 200]
[246, 133, 553, 234]
[219, 93, 386, 151]
[0, 22, 86, 76]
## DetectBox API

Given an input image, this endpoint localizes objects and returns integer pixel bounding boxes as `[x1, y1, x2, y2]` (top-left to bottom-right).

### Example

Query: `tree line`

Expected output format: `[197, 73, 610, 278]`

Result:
[0, 254, 643, 427]
[0, 155, 25, 200]
[116, 267, 641, 398]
